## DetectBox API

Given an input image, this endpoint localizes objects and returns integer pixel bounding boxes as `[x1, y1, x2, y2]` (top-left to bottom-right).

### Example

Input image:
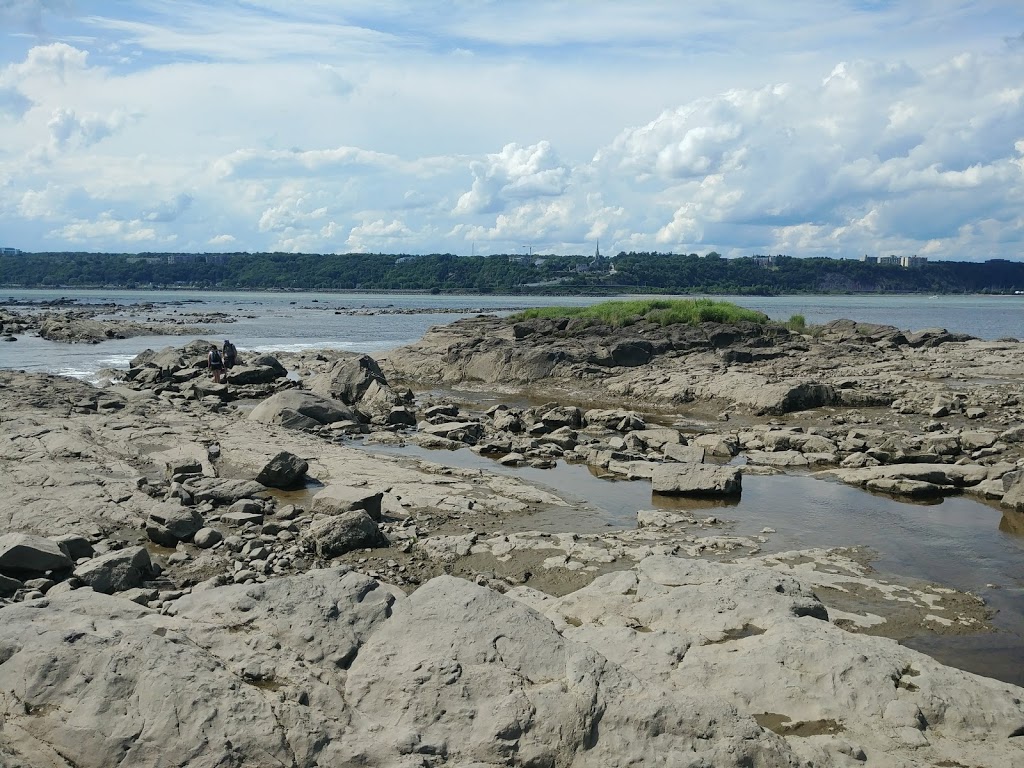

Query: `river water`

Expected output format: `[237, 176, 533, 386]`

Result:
[1, 288, 1023, 685]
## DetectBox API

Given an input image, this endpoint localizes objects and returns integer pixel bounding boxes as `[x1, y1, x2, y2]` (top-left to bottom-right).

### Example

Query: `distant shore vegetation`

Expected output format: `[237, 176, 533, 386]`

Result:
[2, 251, 1024, 295]
[512, 298, 772, 327]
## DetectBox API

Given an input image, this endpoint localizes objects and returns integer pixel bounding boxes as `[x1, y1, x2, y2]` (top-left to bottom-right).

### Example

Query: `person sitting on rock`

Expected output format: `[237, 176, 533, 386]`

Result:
[222, 339, 237, 370]
[208, 344, 224, 383]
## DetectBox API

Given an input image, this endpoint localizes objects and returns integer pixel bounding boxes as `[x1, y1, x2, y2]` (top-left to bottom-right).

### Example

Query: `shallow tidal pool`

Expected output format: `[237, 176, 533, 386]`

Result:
[359, 439, 1024, 687]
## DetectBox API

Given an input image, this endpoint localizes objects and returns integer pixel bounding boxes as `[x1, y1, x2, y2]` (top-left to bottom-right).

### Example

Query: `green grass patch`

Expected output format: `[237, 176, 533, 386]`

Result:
[785, 314, 807, 332]
[512, 299, 771, 328]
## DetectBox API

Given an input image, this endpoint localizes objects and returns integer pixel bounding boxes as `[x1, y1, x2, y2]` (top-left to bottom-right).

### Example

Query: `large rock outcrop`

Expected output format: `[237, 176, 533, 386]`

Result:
[248, 389, 365, 429]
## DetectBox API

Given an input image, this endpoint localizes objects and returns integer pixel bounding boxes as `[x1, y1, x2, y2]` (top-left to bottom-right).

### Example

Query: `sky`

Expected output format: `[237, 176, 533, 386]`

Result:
[0, 1, 1022, 260]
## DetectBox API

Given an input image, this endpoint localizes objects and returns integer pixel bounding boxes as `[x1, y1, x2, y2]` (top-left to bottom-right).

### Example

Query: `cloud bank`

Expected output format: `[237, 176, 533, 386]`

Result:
[1, 1, 1022, 260]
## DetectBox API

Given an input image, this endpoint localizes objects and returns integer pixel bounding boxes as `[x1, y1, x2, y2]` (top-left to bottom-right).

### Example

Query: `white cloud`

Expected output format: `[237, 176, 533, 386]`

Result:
[1, 4, 1023, 259]
[214, 147, 402, 180]
[453, 142, 569, 215]
[5, 42, 89, 81]
[46, 106, 132, 150]
[49, 214, 158, 244]
[257, 194, 329, 233]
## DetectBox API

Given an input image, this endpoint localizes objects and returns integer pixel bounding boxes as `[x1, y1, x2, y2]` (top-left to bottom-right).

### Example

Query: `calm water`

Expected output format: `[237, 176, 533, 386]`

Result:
[1, 288, 1023, 684]
[1, 289, 1021, 379]
[367, 440, 1024, 686]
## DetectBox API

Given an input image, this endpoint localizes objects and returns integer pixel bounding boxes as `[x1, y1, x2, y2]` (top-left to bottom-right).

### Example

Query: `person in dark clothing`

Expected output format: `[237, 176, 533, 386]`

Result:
[222, 339, 237, 369]
[208, 345, 224, 383]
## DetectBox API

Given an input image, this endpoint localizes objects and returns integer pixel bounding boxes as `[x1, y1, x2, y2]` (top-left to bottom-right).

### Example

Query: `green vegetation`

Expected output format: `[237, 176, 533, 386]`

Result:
[785, 314, 807, 332]
[2, 250, 1024, 295]
[512, 298, 770, 327]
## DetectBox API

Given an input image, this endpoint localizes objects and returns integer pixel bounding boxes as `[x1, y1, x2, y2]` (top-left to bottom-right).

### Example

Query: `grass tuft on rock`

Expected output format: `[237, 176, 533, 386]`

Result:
[512, 299, 771, 328]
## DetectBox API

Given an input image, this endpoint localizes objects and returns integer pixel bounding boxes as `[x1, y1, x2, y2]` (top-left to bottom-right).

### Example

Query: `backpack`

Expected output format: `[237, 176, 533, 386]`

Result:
[209, 349, 222, 365]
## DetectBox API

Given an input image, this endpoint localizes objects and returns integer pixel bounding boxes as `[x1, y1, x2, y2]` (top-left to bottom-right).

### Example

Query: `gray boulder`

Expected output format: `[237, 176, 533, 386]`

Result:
[189, 380, 231, 401]
[226, 364, 286, 385]
[540, 405, 583, 429]
[0, 533, 73, 575]
[51, 533, 95, 561]
[182, 477, 266, 505]
[652, 463, 742, 496]
[193, 527, 223, 548]
[309, 354, 398, 406]
[129, 345, 188, 371]
[0, 573, 23, 597]
[311, 485, 384, 520]
[73, 546, 153, 594]
[255, 451, 309, 489]
[247, 354, 288, 377]
[420, 420, 484, 442]
[386, 406, 417, 426]
[662, 443, 706, 463]
[249, 390, 364, 427]
[304, 510, 389, 558]
[145, 501, 204, 546]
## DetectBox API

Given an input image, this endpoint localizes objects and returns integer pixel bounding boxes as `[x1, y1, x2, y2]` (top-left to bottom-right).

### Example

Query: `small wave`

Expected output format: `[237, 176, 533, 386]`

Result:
[100, 354, 137, 367]
[57, 367, 101, 381]
[242, 341, 359, 353]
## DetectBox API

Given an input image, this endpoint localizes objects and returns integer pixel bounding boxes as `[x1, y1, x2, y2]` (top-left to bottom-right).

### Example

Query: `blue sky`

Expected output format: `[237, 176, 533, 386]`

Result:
[1, 1, 1023, 259]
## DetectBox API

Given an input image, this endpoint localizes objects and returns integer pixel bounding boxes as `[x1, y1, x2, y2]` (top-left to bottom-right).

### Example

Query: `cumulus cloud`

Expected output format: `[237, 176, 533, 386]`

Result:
[209, 233, 236, 245]
[214, 147, 401, 180]
[453, 141, 570, 216]
[5, 42, 89, 82]
[254, 189, 334, 237]
[143, 193, 193, 222]
[345, 218, 415, 251]
[49, 214, 158, 243]
[46, 107, 132, 150]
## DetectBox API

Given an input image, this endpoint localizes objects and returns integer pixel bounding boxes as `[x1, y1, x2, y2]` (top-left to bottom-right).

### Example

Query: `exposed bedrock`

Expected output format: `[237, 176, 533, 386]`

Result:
[381, 315, 1001, 417]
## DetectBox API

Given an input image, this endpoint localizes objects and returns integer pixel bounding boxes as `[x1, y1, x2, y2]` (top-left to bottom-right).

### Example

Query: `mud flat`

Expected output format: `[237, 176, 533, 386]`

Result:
[1, 313, 1023, 767]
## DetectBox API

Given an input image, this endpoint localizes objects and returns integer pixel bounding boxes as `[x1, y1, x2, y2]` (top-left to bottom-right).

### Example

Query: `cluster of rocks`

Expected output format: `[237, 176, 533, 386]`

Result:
[378, 315, 1024, 516]
[381, 315, 997, 416]
[111, 339, 291, 402]
[2, 306, 214, 343]
[2, 314, 1024, 766]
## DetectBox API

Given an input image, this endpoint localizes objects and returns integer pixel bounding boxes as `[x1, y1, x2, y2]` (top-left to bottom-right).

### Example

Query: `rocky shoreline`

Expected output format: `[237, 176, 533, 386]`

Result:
[1, 312, 1023, 767]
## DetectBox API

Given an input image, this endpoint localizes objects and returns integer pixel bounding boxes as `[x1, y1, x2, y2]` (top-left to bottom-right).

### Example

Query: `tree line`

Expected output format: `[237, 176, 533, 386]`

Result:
[2, 251, 1023, 295]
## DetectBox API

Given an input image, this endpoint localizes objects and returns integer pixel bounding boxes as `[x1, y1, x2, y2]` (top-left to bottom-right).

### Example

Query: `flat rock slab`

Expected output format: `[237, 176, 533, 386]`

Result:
[220, 511, 265, 527]
[824, 462, 990, 489]
[652, 463, 742, 496]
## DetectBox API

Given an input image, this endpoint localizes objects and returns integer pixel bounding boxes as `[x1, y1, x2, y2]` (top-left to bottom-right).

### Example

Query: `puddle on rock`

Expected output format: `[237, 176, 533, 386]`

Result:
[706, 624, 766, 644]
[753, 713, 845, 737]
[351, 438, 1024, 686]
